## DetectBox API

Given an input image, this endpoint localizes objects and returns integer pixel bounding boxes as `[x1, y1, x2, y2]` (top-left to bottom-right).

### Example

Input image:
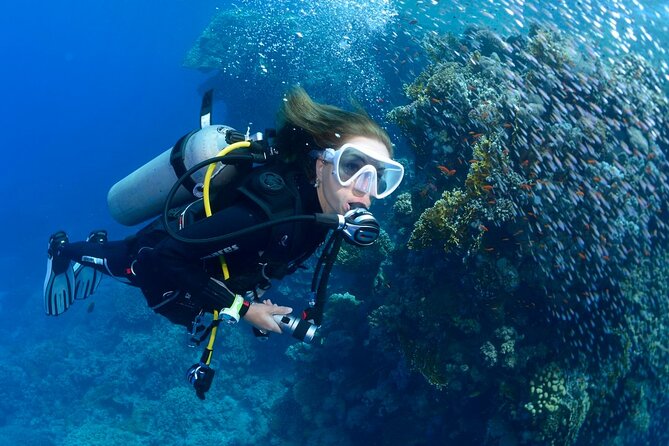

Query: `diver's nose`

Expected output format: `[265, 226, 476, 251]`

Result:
[352, 170, 374, 196]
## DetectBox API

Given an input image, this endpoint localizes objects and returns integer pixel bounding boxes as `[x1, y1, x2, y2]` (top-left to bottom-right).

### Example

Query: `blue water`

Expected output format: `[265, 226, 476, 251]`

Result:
[2, 0, 669, 444]
[1, 0, 221, 290]
[0, 2, 227, 441]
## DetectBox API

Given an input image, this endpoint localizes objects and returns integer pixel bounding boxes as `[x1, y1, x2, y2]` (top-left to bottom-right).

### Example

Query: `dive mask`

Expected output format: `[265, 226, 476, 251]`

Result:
[321, 143, 404, 199]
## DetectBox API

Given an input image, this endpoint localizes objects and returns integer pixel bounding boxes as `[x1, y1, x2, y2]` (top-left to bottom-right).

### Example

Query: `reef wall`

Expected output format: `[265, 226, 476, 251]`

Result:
[270, 24, 669, 445]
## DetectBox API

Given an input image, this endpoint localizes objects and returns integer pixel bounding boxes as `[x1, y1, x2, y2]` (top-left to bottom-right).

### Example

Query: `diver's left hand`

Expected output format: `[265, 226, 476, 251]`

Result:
[242, 299, 292, 333]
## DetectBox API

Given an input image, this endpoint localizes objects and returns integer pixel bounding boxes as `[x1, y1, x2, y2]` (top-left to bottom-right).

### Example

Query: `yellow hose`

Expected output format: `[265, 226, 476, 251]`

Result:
[203, 141, 251, 218]
[202, 141, 252, 279]
[202, 309, 219, 365]
[201, 140, 252, 366]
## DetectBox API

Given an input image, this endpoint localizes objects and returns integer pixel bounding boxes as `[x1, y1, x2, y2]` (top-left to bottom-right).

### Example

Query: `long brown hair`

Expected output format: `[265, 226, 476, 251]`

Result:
[275, 87, 393, 180]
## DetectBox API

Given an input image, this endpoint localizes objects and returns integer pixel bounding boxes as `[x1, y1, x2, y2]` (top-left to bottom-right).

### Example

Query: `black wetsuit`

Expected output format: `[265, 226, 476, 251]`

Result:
[61, 163, 328, 326]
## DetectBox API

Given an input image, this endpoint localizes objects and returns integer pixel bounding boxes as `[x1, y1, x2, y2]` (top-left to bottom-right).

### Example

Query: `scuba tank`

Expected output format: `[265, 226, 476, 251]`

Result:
[107, 91, 245, 226]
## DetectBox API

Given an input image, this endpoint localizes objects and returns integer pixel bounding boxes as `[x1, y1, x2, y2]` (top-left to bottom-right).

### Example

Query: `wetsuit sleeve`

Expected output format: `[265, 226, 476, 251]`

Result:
[137, 200, 270, 308]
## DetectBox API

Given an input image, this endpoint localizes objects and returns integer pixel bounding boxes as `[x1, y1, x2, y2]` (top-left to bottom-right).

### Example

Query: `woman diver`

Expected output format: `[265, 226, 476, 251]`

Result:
[43, 87, 404, 397]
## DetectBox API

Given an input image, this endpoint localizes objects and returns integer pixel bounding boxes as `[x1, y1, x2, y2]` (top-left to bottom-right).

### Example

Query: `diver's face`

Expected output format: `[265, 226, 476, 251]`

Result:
[315, 136, 391, 214]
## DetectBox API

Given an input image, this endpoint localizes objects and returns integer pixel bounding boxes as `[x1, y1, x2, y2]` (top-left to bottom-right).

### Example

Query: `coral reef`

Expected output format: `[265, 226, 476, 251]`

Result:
[272, 291, 454, 445]
[3, 283, 291, 446]
[408, 134, 521, 255]
[376, 22, 669, 444]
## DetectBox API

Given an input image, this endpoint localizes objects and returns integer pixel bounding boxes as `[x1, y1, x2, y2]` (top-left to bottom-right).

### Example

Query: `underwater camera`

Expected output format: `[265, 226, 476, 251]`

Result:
[273, 314, 317, 343]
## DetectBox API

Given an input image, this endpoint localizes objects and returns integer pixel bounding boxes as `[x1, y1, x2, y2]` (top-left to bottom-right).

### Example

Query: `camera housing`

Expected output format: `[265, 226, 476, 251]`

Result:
[273, 314, 317, 343]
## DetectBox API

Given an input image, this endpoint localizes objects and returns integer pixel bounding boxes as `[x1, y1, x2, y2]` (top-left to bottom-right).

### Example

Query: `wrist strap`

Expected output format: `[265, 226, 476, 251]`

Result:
[239, 299, 251, 318]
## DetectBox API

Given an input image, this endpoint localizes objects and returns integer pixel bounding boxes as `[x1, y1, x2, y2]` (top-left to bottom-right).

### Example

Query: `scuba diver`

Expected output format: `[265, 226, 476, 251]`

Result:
[43, 87, 404, 398]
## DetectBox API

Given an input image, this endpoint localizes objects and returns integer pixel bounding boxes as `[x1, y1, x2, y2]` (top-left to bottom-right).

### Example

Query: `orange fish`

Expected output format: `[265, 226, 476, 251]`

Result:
[436, 165, 456, 176]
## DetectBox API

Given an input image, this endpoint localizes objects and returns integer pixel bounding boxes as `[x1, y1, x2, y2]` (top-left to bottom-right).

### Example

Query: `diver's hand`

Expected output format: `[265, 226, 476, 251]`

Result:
[242, 299, 292, 334]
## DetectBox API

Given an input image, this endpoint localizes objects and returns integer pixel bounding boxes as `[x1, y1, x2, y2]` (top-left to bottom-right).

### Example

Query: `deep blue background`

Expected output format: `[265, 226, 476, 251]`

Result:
[0, 0, 229, 298]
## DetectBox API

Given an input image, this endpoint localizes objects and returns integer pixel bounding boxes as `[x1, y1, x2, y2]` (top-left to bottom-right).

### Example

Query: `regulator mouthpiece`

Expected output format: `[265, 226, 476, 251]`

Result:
[342, 206, 380, 246]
